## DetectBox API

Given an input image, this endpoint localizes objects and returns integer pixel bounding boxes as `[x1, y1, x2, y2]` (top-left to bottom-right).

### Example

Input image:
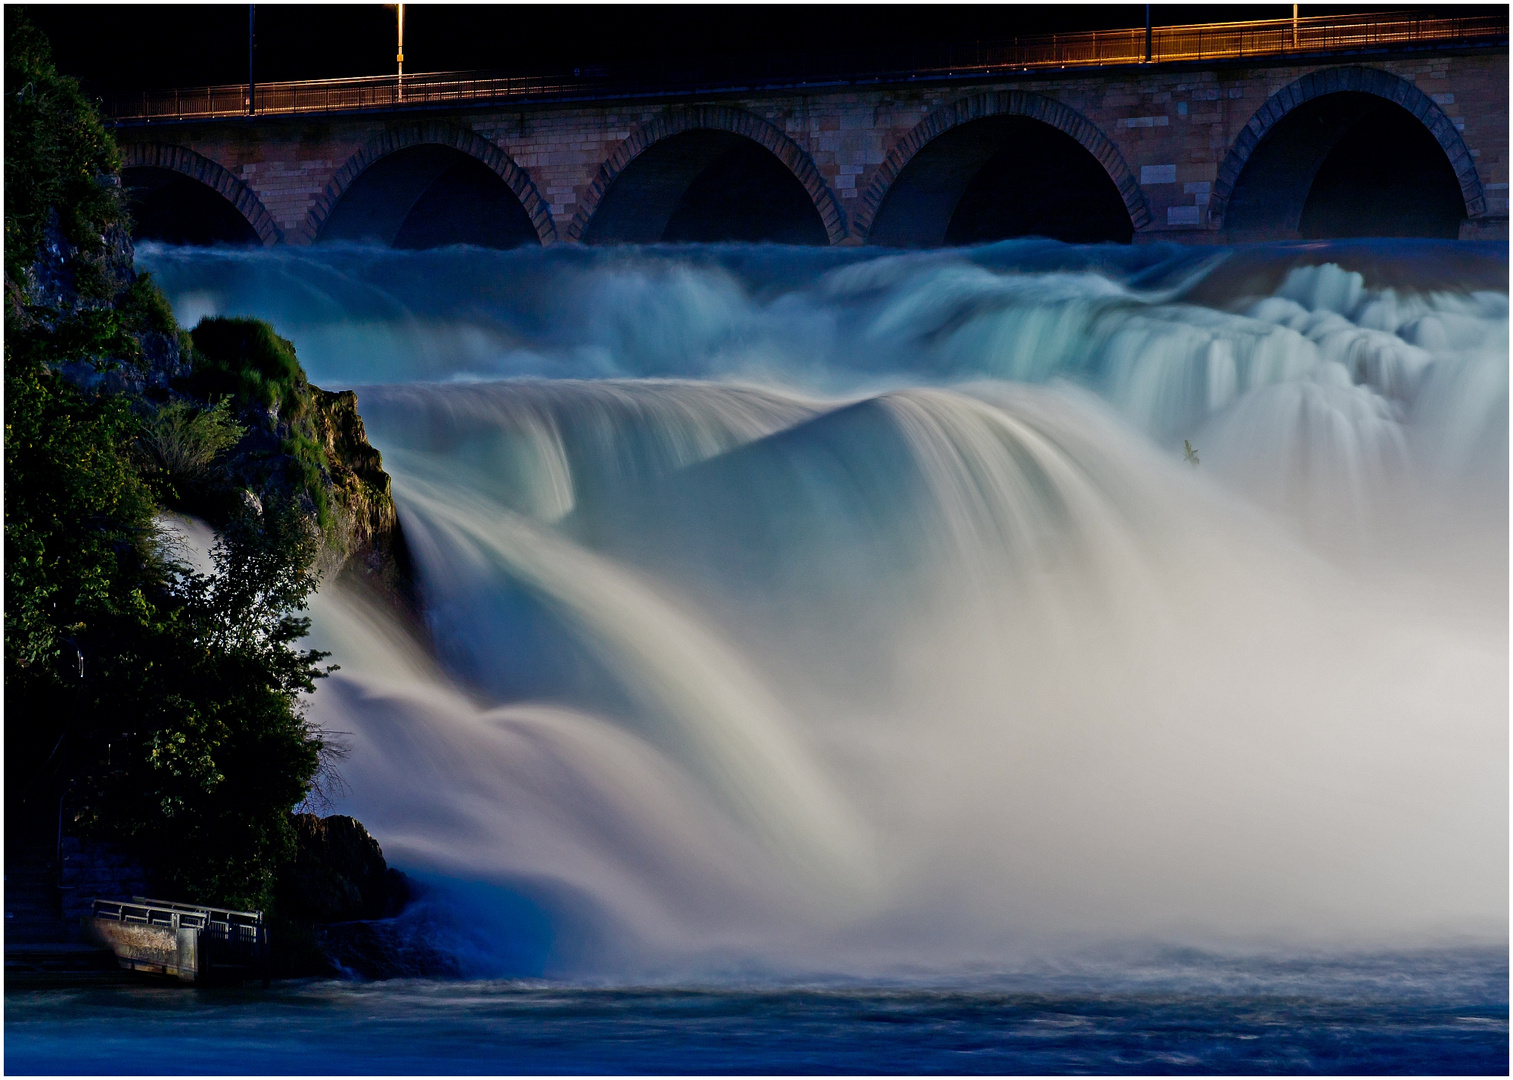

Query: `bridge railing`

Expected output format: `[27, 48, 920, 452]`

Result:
[104, 9, 1507, 124]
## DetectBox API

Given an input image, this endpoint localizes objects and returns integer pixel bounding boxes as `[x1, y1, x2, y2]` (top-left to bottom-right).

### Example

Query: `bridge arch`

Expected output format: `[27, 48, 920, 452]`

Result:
[569, 106, 846, 245]
[305, 123, 556, 247]
[120, 144, 282, 246]
[1212, 66, 1484, 239]
[856, 91, 1150, 246]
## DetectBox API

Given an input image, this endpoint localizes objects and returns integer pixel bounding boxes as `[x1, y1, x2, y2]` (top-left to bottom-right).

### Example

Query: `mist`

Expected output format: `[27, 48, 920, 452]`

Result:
[143, 239, 1508, 979]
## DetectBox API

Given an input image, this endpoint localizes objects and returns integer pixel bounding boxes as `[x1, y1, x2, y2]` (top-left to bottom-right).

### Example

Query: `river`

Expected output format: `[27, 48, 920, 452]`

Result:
[9, 238, 1505, 1073]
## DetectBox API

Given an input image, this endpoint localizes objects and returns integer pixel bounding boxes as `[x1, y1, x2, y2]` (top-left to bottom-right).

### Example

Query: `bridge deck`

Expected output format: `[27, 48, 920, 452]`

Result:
[106, 9, 1507, 125]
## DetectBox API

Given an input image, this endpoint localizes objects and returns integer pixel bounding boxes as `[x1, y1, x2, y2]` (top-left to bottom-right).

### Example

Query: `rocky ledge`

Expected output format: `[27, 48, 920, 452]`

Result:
[275, 815, 459, 979]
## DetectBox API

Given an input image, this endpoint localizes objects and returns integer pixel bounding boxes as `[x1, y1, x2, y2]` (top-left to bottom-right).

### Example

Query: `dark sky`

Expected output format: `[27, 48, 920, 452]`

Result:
[17, 4, 1496, 96]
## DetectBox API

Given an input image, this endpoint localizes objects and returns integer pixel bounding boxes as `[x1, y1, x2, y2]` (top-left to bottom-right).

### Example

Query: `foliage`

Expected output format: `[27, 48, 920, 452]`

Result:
[4, 15, 332, 912]
[137, 399, 246, 492]
[72, 500, 327, 909]
[3, 351, 157, 685]
[188, 317, 309, 417]
[188, 316, 333, 528]
[9, 272, 145, 369]
[4, 9, 123, 286]
[5, 343, 330, 908]
[117, 271, 179, 337]
[5, 349, 329, 908]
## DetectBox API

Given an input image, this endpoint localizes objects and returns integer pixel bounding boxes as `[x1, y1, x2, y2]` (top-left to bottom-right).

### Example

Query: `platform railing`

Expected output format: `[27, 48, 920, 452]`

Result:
[88, 896, 270, 983]
[105, 9, 1507, 123]
[91, 896, 265, 934]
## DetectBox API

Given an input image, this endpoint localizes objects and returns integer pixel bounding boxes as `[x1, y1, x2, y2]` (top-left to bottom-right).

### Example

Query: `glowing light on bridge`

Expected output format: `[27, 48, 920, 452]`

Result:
[107, 10, 1507, 123]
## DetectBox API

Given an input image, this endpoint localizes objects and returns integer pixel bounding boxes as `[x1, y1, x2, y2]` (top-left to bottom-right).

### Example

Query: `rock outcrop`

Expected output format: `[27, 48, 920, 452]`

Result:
[274, 813, 459, 979]
[310, 388, 416, 610]
[20, 211, 413, 602]
[278, 814, 408, 924]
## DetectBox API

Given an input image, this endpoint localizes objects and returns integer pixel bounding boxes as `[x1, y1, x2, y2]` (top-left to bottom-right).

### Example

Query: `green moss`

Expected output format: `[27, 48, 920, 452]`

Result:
[189, 317, 307, 416]
[187, 316, 333, 529]
[281, 428, 332, 531]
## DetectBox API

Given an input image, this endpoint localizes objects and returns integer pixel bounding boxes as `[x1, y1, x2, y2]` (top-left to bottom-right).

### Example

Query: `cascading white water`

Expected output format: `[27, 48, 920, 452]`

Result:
[142, 239, 1508, 978]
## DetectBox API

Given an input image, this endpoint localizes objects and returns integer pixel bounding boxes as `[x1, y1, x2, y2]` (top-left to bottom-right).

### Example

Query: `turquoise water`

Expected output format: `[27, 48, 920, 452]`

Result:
[35, 237, 1500, 1073]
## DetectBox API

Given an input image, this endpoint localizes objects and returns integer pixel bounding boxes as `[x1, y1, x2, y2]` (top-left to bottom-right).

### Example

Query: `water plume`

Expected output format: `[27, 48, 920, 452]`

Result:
[143, 239, 1506, 978]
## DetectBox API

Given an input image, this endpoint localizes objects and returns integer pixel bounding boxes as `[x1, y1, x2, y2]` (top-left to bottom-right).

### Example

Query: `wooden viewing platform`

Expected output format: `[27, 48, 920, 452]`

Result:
[85, 897, 271, 985]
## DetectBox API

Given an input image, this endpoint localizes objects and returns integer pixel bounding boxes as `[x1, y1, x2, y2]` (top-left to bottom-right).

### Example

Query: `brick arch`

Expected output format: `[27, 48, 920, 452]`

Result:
[854, 91, 1151, 242]
[1210, 66, 1486, 228]
[568, 105, 847, 245]
[119, 143, 283, 246]
[303, 122, 556, 245]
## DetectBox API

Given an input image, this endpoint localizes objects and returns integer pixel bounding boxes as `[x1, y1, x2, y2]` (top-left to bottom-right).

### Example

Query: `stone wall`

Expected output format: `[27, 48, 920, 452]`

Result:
[59, 836, 151, 932]
[116, 48, 1508, 245]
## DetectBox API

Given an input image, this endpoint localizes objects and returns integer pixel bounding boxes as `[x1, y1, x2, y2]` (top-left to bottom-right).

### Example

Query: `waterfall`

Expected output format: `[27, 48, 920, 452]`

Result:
[142, 239, 1508, 978]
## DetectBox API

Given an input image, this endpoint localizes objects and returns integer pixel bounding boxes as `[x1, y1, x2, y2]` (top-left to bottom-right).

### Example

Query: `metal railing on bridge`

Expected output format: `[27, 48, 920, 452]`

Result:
[105, 9, 1508, 124]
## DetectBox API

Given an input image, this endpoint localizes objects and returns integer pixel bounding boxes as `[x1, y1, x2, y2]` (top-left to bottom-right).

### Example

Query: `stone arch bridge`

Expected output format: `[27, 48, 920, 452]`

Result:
[113, 34, 1507, 250]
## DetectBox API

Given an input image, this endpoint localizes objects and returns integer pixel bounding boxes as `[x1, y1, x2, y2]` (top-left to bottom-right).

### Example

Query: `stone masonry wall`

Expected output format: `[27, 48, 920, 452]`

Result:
[59, 836, 151, 937]
[119, 49, 1508, 245]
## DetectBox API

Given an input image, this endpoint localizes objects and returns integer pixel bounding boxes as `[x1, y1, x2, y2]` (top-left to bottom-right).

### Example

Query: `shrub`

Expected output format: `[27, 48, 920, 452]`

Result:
[4, 10, 123, 284]
[137, 399, 245, 487]
[5, 17, 334, 912]
[118, 272, 179, 337]
[74, 497, 329, 910]
[4, 352, 157, 691]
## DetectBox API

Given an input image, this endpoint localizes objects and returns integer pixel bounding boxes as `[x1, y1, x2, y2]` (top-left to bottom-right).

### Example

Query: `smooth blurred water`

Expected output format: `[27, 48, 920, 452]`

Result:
[7, 949, 1508, 1074]
[34, 237, 1500, 1072]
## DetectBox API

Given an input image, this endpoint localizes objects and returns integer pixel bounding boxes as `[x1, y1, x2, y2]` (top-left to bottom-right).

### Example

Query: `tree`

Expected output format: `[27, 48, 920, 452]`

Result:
[5, 10, 331, 911]
[72, 501, 328, 908]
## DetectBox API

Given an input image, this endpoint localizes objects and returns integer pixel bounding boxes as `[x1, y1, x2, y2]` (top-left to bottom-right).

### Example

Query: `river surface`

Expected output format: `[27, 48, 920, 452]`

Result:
[9, 238, 1506, 1074]
[7, 950, 1508, 1074]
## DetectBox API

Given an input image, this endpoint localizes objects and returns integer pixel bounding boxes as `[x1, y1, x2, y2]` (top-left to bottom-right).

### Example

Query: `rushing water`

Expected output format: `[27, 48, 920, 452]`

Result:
[6, 951, 1508, 1074]
[11, 239, 1505, 1073]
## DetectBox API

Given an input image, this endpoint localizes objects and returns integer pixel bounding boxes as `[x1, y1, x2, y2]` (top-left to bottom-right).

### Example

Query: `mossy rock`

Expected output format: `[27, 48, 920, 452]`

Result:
[182, 317, 404, 575]
[188, 318, 306, 415]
